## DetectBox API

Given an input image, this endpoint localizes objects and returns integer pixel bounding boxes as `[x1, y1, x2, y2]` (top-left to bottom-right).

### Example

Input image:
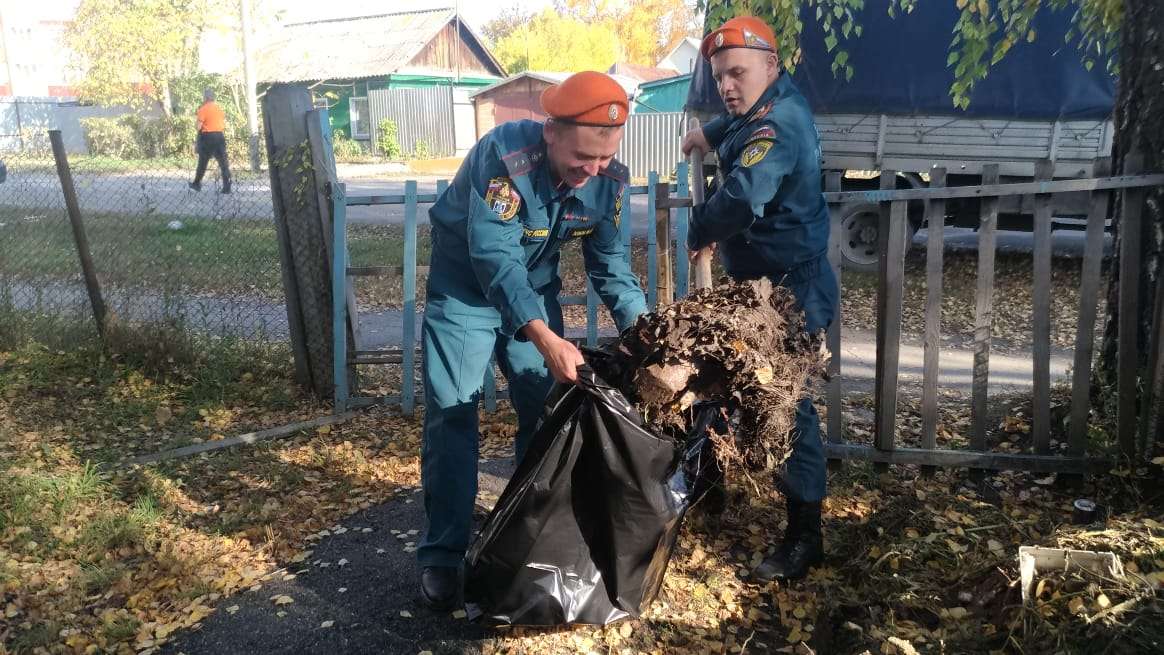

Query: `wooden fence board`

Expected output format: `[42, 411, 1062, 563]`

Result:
[1032, 160, 1054, 454]
[972, 165, 1002, 462]
[922, 168, 947, 468]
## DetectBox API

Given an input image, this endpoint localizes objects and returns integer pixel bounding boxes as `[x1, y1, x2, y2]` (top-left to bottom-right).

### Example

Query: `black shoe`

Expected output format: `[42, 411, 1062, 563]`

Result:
[420, 566, 460, 610]
[753, 500, 823, 582]
[188, 182, 201, 191]
[221, 185, 232, 194]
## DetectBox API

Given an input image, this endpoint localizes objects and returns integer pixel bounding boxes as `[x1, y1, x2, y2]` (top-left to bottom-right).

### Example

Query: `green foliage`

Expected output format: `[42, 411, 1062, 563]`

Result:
[700, 0, 1121, 110]
[556, 0, 700, 66]
[412, 139, 433, 160]
[330, 130, 369, 163]
[377, 119, 404, 159]
[80, 115, 194, 159]
[65, 0, 207, 113]
[492, 8, 622, 72]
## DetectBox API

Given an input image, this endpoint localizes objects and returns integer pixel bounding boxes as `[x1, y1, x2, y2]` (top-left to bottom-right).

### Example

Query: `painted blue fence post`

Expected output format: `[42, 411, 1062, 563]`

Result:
[674, 161, 690, 299]
[586, 279, 599, 347]
[646, 171, 658, 310]
[402, 181, 418, 415]
[331, 182, 349, 413]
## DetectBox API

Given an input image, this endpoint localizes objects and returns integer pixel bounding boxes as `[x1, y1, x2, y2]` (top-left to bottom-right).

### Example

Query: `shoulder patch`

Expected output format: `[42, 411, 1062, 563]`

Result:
[501, 144, 544, 178]
[600, 158, 630, 184]
[740, 140, 773, 168]
[484, 177, 521, 220]
[744, 125, 776, 144]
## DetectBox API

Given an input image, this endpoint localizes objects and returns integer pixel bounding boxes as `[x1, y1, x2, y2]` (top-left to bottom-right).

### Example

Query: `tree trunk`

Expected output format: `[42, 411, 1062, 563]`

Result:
[1097, 0, 1164, 434]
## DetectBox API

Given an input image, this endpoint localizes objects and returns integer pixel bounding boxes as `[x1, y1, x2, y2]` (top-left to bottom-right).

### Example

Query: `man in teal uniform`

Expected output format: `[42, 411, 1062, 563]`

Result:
[683, 16, 838, 582]
[418, 71, 648, 609]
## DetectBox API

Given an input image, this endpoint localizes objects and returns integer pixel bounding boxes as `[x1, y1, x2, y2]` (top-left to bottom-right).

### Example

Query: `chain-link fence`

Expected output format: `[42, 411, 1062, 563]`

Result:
[0, 132, 288, 348]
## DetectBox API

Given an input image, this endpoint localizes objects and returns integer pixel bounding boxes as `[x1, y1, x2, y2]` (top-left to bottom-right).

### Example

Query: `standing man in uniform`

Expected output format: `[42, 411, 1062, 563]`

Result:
[682, 16, 838, 582]
[189, 88, 232, 194]
[418, 71, 648, 609]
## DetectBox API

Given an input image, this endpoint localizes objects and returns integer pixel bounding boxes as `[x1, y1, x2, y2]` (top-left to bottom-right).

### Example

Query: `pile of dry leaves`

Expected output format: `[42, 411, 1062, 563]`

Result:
[597, 278, 826, 475]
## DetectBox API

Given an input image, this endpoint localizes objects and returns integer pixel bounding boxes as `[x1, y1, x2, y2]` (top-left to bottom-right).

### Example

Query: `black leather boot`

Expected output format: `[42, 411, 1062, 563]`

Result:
[753, 500, 823, 582]
[420, 565, 460, 610]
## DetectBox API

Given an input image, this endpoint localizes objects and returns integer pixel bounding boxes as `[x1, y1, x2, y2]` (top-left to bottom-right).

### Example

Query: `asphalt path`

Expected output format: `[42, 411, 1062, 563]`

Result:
[3, 168, 1112, 254]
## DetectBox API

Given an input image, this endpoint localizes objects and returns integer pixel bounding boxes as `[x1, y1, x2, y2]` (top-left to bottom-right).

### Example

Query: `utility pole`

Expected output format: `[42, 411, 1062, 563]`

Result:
[240, 0, 260, 171]
[0, 8, 24, 150]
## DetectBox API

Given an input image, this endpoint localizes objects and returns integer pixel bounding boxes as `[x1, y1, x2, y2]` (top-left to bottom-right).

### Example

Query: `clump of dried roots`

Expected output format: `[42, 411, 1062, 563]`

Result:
[596, 278, 827, 477]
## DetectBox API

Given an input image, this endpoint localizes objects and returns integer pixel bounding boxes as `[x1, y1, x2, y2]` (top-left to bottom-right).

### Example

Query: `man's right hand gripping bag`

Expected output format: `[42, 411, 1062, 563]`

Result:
[464, 361, 720, 626]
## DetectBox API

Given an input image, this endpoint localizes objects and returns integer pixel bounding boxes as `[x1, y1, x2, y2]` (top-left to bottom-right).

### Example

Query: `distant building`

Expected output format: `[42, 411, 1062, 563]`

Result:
[0, 2, 83, 98]
[657, 37, 701, 74]
[469, 71, 640, 138]
[633, 73, 692, 114]
[257, 7, 504, 151]
[607, 62, 681, 85]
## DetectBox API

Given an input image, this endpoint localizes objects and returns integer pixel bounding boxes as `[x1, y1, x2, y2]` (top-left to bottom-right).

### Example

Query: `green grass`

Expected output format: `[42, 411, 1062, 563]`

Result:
[0, 205, 423, 306]
[102, 615, 141, 642]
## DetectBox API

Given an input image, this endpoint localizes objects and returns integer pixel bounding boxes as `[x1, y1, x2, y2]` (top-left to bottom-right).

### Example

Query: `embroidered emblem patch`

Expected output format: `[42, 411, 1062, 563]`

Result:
[743, 29, 771, 49]
[608, 104, 619, 121]
[523, 227, 550, 239]
[484, 177, 521, 221]
[740, 139, 773, 167]
[714, 32, 724, 47]
[745, 126, 776, 143]
[569, 227, 595, 239]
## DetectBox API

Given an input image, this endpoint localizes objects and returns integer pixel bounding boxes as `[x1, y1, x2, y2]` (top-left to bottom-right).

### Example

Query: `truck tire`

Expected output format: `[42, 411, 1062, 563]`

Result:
[837, 201, 920, 274]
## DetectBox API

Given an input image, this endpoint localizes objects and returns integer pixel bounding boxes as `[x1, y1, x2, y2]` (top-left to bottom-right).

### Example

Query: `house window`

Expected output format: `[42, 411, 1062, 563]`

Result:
[349, 97, 370, 139]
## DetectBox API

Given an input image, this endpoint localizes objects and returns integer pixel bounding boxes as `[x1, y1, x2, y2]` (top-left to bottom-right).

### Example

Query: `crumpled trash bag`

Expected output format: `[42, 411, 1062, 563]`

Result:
[464, 356, 721, 626]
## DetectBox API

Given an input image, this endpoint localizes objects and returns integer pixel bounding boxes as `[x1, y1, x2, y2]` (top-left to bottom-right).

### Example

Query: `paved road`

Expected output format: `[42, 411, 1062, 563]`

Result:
[4, 168, 1111, 254]
[163, 460, 516, 655]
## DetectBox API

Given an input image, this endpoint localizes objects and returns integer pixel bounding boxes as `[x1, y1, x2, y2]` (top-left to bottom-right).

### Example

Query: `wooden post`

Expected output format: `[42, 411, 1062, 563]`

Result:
[971, 164, 1002, 474]
[875, 196, 908, 458]
[825, 171, 844, 470]
[49, 130, 106, 340]
[263, 84, 335, 397]
[646, 171, 659, 309]
[402, 181, 418, 415]
[1140, 261, 1164, 457]
[921, 168, 947, 476]
[1117, 152, 1146, 458]
[1068, 159, 1111, 458]
[674, 161, 691, 298]
[688, 117, 713, 291]
[655, 179, 673, 305]
[873, 171, 903, 469]
[330, 182, 348, 413]
[308, 110, 361, 343]
[1031, 159, 1054, 454]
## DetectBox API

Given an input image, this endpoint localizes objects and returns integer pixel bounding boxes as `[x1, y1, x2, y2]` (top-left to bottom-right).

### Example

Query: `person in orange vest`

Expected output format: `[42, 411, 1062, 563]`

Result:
[189, 88, 232, 194]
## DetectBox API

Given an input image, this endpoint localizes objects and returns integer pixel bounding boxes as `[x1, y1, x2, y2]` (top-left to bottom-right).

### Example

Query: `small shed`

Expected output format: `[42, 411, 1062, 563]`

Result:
[258, 7, 504, 153]
[470, 72, 640, 138]
[633, 74, 692, 114]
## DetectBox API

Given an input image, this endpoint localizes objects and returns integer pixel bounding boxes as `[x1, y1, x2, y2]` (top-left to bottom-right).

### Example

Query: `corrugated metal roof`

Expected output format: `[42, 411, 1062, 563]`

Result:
[258, 7, 499, 84]
[607, 62, 680, 83]
[469, 71, 640, 99]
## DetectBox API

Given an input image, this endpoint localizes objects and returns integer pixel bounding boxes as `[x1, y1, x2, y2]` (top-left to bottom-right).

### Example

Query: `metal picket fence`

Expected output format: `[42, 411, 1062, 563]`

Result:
[330, 165, 692, 414]
[0, 130, 288, 345]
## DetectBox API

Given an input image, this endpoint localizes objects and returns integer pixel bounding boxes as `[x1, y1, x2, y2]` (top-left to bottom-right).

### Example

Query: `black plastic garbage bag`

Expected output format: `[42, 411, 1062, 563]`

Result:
[464, 359, 721, 626]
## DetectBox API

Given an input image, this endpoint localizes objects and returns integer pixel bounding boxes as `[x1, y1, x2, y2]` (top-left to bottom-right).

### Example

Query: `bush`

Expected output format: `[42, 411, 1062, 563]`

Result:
[412, 138, 432, 160]
[377, 119, 403, 159]
[80, 117, 142, 159]
[331, 130, 369, 162]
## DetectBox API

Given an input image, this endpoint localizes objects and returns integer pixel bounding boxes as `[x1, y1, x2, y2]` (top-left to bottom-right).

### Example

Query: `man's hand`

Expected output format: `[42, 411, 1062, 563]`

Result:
[681, 128, 710, 156]
[689, 243, 717, 260]
[522, 320, 585, 384]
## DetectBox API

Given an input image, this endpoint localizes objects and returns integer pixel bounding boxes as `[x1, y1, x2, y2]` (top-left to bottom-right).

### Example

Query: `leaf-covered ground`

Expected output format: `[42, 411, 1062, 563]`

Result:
[2, 329, 1161, 655]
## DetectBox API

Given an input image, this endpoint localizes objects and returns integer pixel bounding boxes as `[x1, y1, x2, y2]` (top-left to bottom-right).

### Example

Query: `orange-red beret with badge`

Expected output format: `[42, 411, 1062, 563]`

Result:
[700, 15, 778, 60]
[540, 71, 629, 127]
